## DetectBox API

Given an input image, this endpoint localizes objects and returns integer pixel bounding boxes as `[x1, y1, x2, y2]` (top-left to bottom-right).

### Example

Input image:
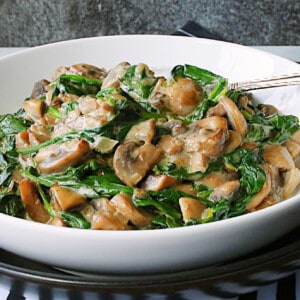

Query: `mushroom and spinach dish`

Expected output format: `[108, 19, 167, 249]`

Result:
[0, 63, 299, 230]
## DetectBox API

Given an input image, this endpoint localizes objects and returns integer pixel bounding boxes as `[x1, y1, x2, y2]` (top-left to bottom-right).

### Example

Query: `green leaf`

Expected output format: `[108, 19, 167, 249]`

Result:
[52, 74, 102, 98]
[0, 194, 25, 218]
[60, 211, 91, 229]
[119, 64, 158, 100]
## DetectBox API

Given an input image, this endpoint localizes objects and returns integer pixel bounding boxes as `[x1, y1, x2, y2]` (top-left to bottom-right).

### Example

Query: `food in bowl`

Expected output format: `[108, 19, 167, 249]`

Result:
[0, 62, 299, 230]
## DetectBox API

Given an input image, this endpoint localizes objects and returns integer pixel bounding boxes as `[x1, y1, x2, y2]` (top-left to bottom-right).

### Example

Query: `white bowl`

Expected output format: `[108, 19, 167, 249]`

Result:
[0, 35, 299, 274]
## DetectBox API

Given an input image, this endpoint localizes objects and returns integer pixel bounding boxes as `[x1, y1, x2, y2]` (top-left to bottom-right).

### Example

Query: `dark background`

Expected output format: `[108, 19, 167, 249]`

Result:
[0, 0, 299, 47]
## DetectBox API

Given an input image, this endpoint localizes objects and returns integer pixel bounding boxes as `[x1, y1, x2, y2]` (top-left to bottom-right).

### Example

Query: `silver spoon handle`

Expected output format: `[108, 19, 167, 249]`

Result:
[229, 73, 300, 91]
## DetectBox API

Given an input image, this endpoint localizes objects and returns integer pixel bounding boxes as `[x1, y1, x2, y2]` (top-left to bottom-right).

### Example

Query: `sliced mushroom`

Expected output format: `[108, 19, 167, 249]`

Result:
[189, 152, 210, 173]
[50, 184, 87, 211]
[31, 79, 50, 99]
[19, 179, 50, 223]
[125, 118, 156, 143]
[193, 116, 228, 132]
[141, 174, 177, 191]
[101, 62, 130, 89]
[260, 104, 279, 116]
[184, 128, 227, 157]
[157, 135, 184, 155]
[254, 197, 276, 211]
[48, 216, 66, 227]
[34, 139, 91, 174]
[291, 130, 300, 145]
[92, 211, 130, 230]
[110, 193, 153, 227]
[162, 78, 203, 116]
[220, 96, 248, 137]
[207, 102, 226, 117]
[163, 119, 187, 136]
[15, 132, 30, 149]
[179, 197, 206, 223]
[283, 139, 300, 159]
[52, 63, 107, 81]
[209, 180, 240, 203]
[50, 93, 79, 107]
[173, 183, 197, 196]
[223, 130, 242, 153]
[200, 171, 238, 189]
[183, 116, 228, 157]
[263, 145, 295, 171]
[283, 167, 300, 199]
[78, 96, 114, 119]
[97, 198, 129, 225]
[113, 141, 161, 186]
[23, 99, 45, 122]
[237, 95, 254, 115]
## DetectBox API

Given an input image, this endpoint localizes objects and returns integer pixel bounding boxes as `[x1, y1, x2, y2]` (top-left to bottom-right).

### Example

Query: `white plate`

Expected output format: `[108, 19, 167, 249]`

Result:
[0, 35, 299, 274]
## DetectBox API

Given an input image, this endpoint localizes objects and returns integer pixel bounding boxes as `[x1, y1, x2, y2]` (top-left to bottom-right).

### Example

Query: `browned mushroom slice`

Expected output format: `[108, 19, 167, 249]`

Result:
[200, 171, 238, 189]
[220, 96, 247, 137]
[263, 145, 295, 171]
[207, 102, 226, 117]
[284, 140, 300, 159]
[246, 166, 272, 211]
[110, 193, 153, 227]
[173, 183, 197, 196]
[282, 167, 300, 199]
[125, 118, 156, 143]
[113, 141, 161, 186]
[193, 116, 227, 131]
[165, 78, 203, 116]
[223, 130, 242, 153]
[259, 104, 279, 116]
[183, 116, 228, 157]
[101, 62, 130, 89]
[163, 119, 187, 136]
[92, 211, 130, 230]
[237, 95, 254, 115]
[189, 152, 210, 173]
[52, 63, 107, 81]
[141, 174, 177, 191]
[19, 179, 50, 223]
[34, 139, 91, 174]
[49, 216, 66, 227]
[291, 130, 300, 145]
[50, 93, 79, 107]
[254, 197, 276, 211]
[209, 180, 240, 203]
[31, 79, 50, 99]
[157, 135, 184, 155]
[50, 184, 87, 211]
[179, 197, 206, 223]
[23, 99, 46, 122]
[15, 132, 30, 149]
[185, 128, 227, 157]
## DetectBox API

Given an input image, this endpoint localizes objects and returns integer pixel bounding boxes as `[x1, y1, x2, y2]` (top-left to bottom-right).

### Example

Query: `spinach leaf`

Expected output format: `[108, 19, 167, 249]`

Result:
[60, 211, 91, 229]
[0, 193, 25, 218]
[0, 113, 31, 190]
[223, 148, 266, 196]
[119, 64, 158, 101]
[83, 175, 134, 198]
[184, 99, 216, 123]
[51, 74, 102, 98]
[133, 189, 185, 228]
[153, 159, 223, 181]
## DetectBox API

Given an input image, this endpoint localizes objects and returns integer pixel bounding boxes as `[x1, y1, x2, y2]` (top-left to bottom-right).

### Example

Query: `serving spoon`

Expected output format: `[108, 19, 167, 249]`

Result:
[229, 73, 300, 91]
